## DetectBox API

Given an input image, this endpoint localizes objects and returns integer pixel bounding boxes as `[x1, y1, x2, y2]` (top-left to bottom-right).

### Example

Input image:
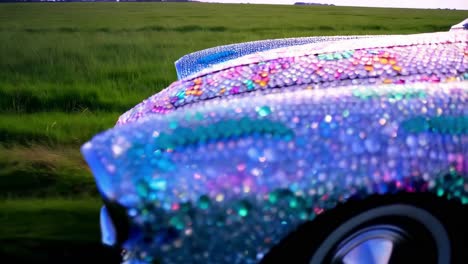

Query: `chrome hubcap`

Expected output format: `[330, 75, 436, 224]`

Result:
[309, 204, 451, 264]
[332, 225, 406, 264]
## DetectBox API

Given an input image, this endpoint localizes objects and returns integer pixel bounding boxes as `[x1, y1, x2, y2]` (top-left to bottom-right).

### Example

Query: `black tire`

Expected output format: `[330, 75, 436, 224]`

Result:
[260, 192, 468, 264]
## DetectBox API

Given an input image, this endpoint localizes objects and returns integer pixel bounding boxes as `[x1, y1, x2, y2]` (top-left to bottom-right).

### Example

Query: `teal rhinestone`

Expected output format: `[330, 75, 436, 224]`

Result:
[136, 180, 149, 197]
[176, 91, 185, 99]
[289, 197, 298, 208]
[169, 215, 185, 230]
[169, 120, 178, 129]
[149, 178, 167, 191]
[342, 110, 350, 118]
[155, 158, 175, 172]
[268, 191, 279, 203]
[333, 52, 343, 60]
[437, 188, 444, 197]
[461, 197, 468, 204]
[299, 210, 308, 220]
[309, 213, 316, 221]
[393, 92, 404, 100]
[238, 207, 248, 217]
[194, 112, 204, 121]
[325, 54, 334, 60]
[180, 202, 192, 212]
[198, 195, 211, 210]
[257, 106, 272, 117]
[237, 200, 251, 217]
[244, 79, 255, 90]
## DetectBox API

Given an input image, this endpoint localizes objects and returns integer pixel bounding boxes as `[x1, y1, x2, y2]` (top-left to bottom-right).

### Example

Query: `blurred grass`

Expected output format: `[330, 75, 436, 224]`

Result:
[0, 112, 119, 145]
[0, 198, 101, 240]
[0, 2, 467, 263]
[0, 145, 97, 197]
[0, 198, 122, 263]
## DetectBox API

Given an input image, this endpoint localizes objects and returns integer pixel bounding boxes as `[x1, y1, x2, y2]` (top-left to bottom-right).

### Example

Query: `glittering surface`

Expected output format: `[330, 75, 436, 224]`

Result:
[175, 35, 373, 79]
[118, 31, 467, 126]
[82, 30, 468, 264]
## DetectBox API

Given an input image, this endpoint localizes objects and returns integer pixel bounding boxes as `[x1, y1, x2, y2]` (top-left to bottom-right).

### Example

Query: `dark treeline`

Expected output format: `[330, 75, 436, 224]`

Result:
[0, 0, 195, 2]
[294, 2, 335, 5]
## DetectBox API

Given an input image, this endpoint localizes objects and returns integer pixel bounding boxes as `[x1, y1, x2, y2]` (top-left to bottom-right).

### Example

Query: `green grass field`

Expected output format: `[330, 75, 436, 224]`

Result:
[1, 2, 467, 262]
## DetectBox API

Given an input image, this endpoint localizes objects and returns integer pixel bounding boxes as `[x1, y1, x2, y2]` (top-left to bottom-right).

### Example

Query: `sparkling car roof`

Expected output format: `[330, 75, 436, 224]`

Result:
[117, 30, 468, 126]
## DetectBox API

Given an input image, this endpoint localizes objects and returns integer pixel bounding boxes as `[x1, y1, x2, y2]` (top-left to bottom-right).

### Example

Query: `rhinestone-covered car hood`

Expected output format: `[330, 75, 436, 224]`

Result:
[82, 28, 468, 264]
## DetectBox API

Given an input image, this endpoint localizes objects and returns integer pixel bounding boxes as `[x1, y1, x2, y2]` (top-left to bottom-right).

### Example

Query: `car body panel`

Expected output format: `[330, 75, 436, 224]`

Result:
[82, 29, 468, 264]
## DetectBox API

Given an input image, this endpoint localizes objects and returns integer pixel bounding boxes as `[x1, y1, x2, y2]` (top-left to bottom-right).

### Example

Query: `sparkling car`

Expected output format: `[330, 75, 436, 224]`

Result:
[82, 19, 468, 264]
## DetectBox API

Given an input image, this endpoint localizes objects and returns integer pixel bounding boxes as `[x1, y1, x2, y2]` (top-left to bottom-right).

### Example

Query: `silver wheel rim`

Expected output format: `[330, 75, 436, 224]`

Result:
[309, 204, 450, 264]
[333, 225, 406, 264]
